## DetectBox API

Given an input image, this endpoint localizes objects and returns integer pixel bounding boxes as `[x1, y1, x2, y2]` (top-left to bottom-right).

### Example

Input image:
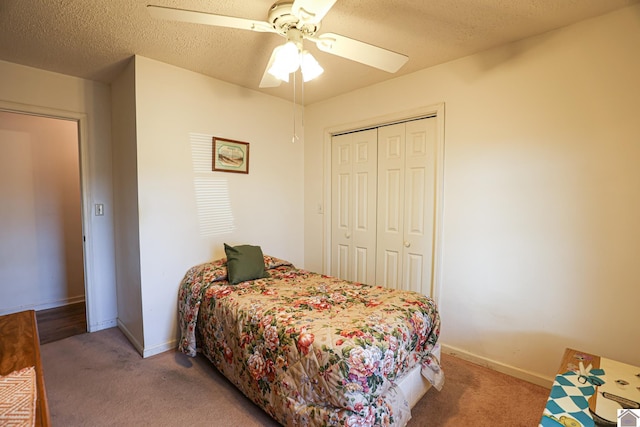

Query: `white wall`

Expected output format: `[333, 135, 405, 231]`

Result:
[0, 112, 84, 313]
[111, 58, 144, 350]
[304, 4, 640, 384]
[0, 60, 117, 331]
[130, 56, 304, 356]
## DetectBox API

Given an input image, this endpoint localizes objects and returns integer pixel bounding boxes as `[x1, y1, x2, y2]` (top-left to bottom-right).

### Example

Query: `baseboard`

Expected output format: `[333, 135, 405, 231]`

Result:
[116, 319, 177, 358]
[441, 344, 554, 389]
[142, 339, 178, 358]
[117, 319, 145, 356]
[0, 295, 86, 316]
[87, 318, 117, 332]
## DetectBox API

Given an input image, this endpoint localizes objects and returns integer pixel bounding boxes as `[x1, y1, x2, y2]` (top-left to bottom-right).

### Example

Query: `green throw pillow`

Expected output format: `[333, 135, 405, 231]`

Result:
[224, 243, 269, 285]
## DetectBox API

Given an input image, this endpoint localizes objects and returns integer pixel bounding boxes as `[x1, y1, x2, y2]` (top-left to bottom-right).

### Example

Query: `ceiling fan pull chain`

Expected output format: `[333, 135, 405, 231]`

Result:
[301, 73, 305, 133]
[292, 70, 298, 143]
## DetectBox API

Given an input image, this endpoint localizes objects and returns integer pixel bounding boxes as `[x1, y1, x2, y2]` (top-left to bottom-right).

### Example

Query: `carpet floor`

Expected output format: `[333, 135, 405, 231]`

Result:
[40, 328, 549, 426]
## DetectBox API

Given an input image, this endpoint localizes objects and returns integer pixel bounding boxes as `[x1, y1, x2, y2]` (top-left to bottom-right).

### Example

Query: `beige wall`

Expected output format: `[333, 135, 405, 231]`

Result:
[0, 60, 117, 331]
[127, 56, 305, 356]
[304, 4, 640, 383]
[0, 112, 84, 313]
[111, 58, 144, 350]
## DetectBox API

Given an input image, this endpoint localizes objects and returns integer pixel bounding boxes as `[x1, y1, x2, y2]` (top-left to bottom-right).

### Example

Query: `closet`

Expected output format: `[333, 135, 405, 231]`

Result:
[330, 117, 437, 295]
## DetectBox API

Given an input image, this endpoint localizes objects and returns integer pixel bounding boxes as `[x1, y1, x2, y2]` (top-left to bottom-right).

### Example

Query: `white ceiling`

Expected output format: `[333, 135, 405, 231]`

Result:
[1, 0, 638, 105]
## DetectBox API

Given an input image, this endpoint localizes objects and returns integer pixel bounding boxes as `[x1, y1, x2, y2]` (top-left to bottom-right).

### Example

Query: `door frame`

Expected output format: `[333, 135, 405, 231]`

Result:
[0, 100, 95, 329]
[322, 103, 446, 302]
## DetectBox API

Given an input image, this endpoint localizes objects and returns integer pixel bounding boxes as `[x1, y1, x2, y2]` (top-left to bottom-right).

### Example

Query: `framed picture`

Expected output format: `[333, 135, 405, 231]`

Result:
[212, 137, 249, 174]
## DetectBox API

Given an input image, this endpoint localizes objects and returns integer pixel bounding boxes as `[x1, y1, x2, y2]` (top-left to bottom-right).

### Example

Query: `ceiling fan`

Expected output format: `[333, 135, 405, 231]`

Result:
[147, 0, 409, 88]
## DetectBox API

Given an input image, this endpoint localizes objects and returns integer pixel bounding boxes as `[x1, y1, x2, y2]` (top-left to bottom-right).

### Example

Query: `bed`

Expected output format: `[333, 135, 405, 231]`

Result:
[178, 246, 444, 426]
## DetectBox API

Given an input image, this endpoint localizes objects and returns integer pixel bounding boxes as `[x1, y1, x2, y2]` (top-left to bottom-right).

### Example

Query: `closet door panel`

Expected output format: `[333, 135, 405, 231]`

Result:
[335, 243, 350, 279]
[376, 123, 405, 287]
[331, 134, 353, 279]
[380, 249, 400, 289]
[337, 174, 351, 229]
[331, 130, 377, 283]
[354, 172, 370, 232]
[405, 167, 426, 235]
[385, 134, 403, 159]
[353, 171, 374, 283]
[351, 130, 377, 284]
[383, 169, 402, 233]
[354, 246, 369, 283]
[404, 253, 424, 293]
[403, 118, 437, 294]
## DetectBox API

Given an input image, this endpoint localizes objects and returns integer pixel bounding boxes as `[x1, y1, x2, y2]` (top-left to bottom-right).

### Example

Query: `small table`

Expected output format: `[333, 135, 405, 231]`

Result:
[0, 310, 51, 426]
[554, 348, 640, 425]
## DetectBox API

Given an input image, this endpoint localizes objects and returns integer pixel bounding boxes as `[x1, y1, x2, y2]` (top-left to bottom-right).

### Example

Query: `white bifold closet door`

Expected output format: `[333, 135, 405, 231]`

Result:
[330, 129, 378, 284]
[376, 118, 437, 294]
[330, 117, 437, 295]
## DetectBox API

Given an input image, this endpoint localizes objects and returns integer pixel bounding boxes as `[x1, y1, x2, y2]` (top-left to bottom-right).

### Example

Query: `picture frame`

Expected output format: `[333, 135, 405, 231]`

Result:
[212, 137, 250, 174]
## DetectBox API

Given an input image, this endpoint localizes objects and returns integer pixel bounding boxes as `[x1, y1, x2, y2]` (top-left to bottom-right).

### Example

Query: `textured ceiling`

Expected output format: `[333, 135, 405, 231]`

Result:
[1, 0, 638, 105]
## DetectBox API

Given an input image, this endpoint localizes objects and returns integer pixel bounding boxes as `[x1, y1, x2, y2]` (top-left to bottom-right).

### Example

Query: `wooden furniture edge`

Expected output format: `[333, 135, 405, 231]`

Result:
[30, 310, 51, 426]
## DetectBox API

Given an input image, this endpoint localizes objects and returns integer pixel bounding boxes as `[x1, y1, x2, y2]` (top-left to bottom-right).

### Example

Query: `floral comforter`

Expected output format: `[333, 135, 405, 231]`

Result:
[178, 256, 443, 427]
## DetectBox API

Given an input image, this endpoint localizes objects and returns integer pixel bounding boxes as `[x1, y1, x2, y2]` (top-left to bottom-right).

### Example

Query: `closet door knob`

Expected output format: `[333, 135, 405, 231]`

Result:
[345, 232, 351, 239]
[404, 241, 410, 247]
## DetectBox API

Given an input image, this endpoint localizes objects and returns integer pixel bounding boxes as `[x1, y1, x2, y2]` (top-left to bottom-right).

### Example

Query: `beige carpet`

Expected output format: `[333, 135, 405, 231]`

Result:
[41, 328, 549, 426]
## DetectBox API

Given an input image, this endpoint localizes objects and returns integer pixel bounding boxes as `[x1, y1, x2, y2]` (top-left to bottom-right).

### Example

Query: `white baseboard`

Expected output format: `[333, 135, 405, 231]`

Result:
[116, 319, 177, 358]
[0, 295, 86, 316]
[441, 344, 553, 389]
[142, 339, 178, 358]
[87, 318, 117, 332]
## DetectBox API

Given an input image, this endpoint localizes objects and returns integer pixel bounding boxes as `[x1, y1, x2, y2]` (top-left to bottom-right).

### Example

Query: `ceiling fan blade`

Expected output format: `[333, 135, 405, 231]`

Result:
[259, 48, 284, 88]
[147, 5, 276, 33]
[291, 0, 337, 24]
[314, 33, 408, 73]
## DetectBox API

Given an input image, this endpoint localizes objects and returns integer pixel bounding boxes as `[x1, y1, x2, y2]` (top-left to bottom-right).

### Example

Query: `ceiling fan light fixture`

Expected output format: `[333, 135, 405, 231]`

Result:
[268, 41, 301, 81]
[268, 66, 290, 82]
[301, 51, 323, 82]
[267, 55, 290, 82]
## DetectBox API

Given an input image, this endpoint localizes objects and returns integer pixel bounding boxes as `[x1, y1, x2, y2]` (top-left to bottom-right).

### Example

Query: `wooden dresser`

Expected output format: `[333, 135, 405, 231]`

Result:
[0, 310, 51, 426]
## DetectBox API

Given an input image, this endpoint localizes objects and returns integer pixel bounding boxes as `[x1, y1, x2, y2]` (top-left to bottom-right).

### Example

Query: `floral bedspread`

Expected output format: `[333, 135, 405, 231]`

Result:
[178, 256, 443, 427]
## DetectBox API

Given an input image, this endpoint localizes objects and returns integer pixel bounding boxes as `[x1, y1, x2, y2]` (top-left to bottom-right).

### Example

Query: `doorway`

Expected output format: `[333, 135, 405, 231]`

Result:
[0, 110, 87, 339]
